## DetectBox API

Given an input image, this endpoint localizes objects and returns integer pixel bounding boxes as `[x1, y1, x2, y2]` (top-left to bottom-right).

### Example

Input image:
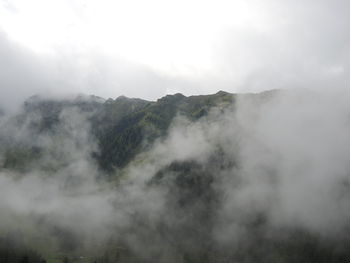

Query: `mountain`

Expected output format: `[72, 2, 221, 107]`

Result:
[0, 90, 236, 173]
[1, 89, 350, 263]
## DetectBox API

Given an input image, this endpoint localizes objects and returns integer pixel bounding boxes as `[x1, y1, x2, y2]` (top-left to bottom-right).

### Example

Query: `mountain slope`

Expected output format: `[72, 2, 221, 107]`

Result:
[1, 89, 350, 263]
[0, 91, 237, 173]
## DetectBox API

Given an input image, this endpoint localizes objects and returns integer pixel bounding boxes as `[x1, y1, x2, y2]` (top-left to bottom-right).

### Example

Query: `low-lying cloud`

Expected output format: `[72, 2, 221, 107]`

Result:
[1, 88, 350, 261]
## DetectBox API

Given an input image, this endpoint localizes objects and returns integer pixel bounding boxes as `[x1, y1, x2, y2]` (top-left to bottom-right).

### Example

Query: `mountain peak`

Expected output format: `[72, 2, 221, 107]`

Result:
[157, 93, 185, 103]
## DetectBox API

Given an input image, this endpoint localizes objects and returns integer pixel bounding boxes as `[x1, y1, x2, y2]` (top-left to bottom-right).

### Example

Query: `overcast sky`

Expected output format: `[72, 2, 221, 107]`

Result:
[0, 0, 349, 110]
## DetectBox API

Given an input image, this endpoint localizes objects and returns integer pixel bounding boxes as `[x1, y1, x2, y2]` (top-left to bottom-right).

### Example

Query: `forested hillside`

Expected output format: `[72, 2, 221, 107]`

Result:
[1, 90, 350, 263]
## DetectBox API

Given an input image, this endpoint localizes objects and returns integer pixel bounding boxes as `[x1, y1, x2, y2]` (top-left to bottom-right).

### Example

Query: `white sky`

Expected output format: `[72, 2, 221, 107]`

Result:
[0, 0, 349, 109]
[0, 0, 274, 74]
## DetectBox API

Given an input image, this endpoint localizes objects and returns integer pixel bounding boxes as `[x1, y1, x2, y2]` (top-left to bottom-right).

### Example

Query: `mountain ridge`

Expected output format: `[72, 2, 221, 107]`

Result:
[1, 90, 243, 173]
[1, 89, 350, 263]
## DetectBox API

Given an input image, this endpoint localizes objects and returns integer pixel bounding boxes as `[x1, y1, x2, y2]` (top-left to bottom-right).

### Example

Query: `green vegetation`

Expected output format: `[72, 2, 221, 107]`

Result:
[94, 91, 235, 172]
[2, 90, 349, 263]
[1, 91, 236, 174]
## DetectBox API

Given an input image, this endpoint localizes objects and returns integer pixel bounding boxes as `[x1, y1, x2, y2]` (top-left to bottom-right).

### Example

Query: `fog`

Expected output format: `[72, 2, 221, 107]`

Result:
[1, 88, 350, 261]
[1, 0, 350, 261]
